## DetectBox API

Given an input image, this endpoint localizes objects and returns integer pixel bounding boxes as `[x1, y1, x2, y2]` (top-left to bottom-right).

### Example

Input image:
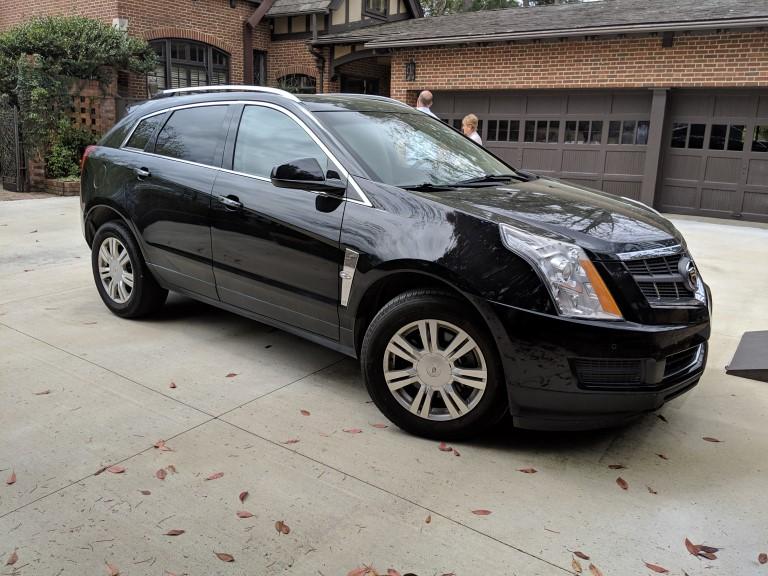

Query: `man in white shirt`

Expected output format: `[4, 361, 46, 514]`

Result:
[415, 90, 438, 118]
[462, 113, 483, 145]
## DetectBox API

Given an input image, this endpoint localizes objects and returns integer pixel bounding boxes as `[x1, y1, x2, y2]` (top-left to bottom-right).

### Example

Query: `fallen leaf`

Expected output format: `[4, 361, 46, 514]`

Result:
[616, 477, 629, 490]
[214, 552, 234, 562]
[573, 551, 590, 560]
[699, 551, 717, 560]
[226, 372, 238, 378]
[205, 472, 224, 481]
[698, 545, 720, 554]
[6, 549, 18, 566]
[453, 448, 461, 456]
[169, 382, 177, 389]
[471, 509, 492, 515]
[166, 464, 177, 474]
[685, 538, 700, 556]
[275, 520, 290, 534]
[759, 553, 767, 564]
[300, 409, 311, 416]
[236, 511, 254, 518]
[647, 485, 658, 495]
[343, 428, 363, 434]
[140, 490, 151, 495]
[6, 470, 16, 485]
[156, 468, 167, 480]
[425, 514, 431, 524]
[371, 423, 388, 429]
[347, 567, 373, 576]
[154, 439, 172, 451]
[608, 464, 626, 470]
[644, 562, 669, 573]
[571, 557, 582, 574]
[656, 453, 669, 460]
[518, 467, 538, 474]
[588, 563, 603, 576]
[438, 442, 453, 452]
[702, 436, 722, 443]
[107, 466, 125, 474]
[282, 438, 300, 444]
[656, 414, 668, 423]
[34, 389, 51, 395]
[165, 529, 185, 536]
[239, 491, 248, 503]
[387, 570, 401, 576]
[105, 562, 120, 575]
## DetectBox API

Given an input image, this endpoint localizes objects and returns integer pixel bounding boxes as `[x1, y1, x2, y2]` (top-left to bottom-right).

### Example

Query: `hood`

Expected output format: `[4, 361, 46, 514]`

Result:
[425, 177, 683, 257]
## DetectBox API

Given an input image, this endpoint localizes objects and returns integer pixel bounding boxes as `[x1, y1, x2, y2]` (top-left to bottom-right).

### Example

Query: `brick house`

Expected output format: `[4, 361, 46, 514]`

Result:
[1, 0, 767, 220]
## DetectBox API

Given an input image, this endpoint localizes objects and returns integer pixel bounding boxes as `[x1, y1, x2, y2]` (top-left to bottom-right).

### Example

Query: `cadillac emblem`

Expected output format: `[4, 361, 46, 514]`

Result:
[678, 256, 699, 292]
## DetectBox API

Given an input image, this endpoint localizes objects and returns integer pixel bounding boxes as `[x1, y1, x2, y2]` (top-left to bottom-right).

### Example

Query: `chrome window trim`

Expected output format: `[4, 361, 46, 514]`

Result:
[118, 99, 373, 207]
[616, 244, 683, 261]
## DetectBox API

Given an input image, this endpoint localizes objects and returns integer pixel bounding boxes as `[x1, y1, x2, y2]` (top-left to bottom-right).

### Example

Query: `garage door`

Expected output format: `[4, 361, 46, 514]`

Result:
[659, 91, 768, 222]
[431, 90, 653, 200]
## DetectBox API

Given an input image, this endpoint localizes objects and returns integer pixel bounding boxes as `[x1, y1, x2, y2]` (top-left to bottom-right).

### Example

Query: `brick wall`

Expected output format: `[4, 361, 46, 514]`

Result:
[268, 40, 335, 91]
[0, 0, 117, 30]
[390, 30, 768, 102]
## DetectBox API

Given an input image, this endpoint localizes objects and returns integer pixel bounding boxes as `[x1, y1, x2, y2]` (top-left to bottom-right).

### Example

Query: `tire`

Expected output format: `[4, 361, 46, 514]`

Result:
[361, 289, 508, 440]
[91, 220, 167, 318]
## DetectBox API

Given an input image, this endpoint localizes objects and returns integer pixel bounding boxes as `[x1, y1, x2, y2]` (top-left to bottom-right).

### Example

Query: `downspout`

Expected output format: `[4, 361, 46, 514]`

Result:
[308, 13, 325, 93]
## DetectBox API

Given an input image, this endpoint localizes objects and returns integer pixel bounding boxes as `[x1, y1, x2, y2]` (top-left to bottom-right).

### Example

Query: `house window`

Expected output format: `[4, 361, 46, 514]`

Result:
[148, 39, 230, 94]
[365, 0, 387, 16]
[753, 125, 768, 153]
[253, 51, 267, 86]
[277, 74, 317, 94]
[670, 122, 707, 149]
[486, 120, 520, 142]
[608, 120, 649, 145]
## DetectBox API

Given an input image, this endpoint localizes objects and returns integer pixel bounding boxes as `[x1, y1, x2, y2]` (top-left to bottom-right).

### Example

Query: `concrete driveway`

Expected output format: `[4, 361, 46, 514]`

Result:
[1, 196, 766, 576]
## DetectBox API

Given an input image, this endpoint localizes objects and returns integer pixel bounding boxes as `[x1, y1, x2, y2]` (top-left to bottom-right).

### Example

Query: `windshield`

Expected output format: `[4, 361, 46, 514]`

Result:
[313, 110, 514, 188]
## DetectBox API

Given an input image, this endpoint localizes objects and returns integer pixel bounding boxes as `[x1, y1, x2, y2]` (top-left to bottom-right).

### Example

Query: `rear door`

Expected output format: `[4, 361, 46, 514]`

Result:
[210, 103, 346, 339]
[126, 104, 233, 299]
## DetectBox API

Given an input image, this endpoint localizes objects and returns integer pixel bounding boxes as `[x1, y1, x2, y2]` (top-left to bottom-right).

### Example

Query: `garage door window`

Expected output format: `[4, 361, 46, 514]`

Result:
[670, 122, 706, 149]
[525, 120, 559, 143]
[754, 126, 768, 152]
[608, 120, 649, 145]
[709, 124, 745, 151]
[564, 120, 602, 144]
[486, 120, 520, 142]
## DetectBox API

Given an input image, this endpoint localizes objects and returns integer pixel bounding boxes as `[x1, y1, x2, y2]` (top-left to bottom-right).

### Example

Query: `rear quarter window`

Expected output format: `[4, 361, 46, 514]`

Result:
[124, 113, 167, 150]
[154, 105, 229, 166]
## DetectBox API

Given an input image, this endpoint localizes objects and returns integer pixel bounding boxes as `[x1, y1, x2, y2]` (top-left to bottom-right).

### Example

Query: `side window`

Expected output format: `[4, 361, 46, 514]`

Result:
[154, 105, 229, 166]
[125, 114, 166, 150]
[233, 105, 330, 180]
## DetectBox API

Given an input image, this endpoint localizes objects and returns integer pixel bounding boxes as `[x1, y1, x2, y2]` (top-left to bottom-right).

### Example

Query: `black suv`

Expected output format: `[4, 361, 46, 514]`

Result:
[81, 86, 712, 439]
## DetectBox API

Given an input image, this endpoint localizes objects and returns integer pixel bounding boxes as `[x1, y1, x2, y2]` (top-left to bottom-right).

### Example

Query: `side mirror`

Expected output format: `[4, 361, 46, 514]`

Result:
[270, 158, 346, 195]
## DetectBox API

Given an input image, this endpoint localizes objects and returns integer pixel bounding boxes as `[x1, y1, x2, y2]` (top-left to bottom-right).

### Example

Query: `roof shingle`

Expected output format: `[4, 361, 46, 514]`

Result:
[267, 0, 331, 17]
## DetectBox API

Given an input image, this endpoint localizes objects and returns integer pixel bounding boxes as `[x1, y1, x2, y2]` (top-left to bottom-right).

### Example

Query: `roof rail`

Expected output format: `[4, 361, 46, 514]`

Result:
[156, 85, 301, 103]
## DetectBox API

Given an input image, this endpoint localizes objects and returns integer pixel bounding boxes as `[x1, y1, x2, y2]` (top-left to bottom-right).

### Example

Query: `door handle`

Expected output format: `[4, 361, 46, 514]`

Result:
[218, 195, 243, 210]
[134, 167, 151, 179]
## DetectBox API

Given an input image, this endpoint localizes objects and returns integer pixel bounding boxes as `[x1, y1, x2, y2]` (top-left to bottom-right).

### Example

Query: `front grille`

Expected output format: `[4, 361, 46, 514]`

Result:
[572, 358, 643, 388]
[623, 253, 695, 305]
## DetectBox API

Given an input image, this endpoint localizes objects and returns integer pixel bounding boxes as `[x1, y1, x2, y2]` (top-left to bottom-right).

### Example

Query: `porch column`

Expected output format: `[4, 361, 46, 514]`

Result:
[641, 88, 669, 208]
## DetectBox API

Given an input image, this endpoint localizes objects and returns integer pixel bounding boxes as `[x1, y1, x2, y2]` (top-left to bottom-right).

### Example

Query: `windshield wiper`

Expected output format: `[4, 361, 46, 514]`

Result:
[453, 173, 523, 186]
[401, 183, 456, 192]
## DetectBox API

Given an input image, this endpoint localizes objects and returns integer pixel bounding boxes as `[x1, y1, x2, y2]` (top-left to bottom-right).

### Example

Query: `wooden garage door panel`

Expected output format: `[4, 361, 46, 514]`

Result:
[747, 158, 768, 186]
[567, 93, 611, 114]
[704, 156, 741, 184]
[612, 93, 652, 115]
[454, 93, 490, 114]
[603, 180, 642, 200]
[660, 186, 697, 208]
[663, 154, 701, 181]
[488, 146, 521, 166]
[743, 191, 768, 217]
[526, 94, 562, 115]
[605, 150, 645, 176]
[522, 148, 560, 171]
[489, 94, 524, 114]
[715, 93, 758, 117]
[562, 149, 599, 173]
[700, 188, 736, 212]
[670, 93, 713, 117]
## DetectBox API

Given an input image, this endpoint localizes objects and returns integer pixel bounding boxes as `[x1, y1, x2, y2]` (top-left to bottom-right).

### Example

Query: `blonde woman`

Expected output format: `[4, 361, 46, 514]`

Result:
[462, 114, 482, 145]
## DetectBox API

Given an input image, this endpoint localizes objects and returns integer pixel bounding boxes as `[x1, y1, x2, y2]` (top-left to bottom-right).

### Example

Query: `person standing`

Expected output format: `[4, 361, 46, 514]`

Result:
[462, 114, 483, 145]
[416, 90, 438, 118]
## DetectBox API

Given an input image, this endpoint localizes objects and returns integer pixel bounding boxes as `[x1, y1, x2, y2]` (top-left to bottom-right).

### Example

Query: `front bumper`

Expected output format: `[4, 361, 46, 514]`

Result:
[487, 289, 711, 431]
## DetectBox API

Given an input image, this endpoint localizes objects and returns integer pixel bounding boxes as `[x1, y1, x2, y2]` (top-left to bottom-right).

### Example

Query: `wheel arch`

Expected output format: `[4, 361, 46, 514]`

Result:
[84, 204, 147, 260]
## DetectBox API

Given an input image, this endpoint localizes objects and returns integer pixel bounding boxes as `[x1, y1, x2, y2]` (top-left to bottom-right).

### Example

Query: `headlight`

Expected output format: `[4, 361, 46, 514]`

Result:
[499, 223, 622, 320]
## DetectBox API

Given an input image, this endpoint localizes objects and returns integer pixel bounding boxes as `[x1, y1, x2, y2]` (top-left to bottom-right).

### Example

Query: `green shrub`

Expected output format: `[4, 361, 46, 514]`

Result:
[46, 143, 80, 179]
[45, 119, 98, 178]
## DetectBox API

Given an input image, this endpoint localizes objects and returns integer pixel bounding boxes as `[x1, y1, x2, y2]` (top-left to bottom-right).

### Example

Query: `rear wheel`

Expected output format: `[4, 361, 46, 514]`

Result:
[91, 221, 167, 318]
[361, 289, 507, 440]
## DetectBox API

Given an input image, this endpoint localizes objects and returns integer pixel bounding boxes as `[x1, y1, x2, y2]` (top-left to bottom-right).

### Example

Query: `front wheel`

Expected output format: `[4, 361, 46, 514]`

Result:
[91, 221, 167, 318]
[361, 290, 508, 440]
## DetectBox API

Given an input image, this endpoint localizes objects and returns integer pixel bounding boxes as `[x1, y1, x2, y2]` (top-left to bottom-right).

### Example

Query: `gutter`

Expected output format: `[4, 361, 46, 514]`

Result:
[319, 16, 768, 49]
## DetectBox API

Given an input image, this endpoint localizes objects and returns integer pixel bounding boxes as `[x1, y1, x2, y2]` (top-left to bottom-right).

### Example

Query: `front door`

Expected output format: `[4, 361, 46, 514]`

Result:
[211, 104, 345, 339]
